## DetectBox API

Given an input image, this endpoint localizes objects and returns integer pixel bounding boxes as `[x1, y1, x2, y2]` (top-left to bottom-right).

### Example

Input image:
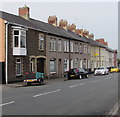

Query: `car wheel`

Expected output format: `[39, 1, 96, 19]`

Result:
[86, 74, 88, 78]
[79, 75, 82, 79]
[68, 78, 71, 80]
[39, 79, 43, 85]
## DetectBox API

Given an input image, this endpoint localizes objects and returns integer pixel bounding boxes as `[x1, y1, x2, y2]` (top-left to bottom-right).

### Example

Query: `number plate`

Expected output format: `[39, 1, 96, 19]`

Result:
[27, 79, 37, 82]
[70, 75, 74, 77]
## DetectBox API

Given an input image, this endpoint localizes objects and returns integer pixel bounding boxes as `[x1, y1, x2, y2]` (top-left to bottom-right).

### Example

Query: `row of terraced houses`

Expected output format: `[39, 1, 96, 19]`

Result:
[0, 5, 117, 83]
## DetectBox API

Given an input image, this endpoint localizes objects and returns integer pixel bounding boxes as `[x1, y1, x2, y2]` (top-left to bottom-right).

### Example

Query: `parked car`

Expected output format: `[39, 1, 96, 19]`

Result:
[24, 72, 44, 85]
[68, 68, 89, 80]
[110, 66, 120, 73]
[94, 67, 109, 75]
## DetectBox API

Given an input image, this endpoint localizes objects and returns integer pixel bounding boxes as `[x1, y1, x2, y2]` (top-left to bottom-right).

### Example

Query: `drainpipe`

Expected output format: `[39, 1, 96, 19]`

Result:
[5, 21, 9, 84]
[69, 38, 71, 70]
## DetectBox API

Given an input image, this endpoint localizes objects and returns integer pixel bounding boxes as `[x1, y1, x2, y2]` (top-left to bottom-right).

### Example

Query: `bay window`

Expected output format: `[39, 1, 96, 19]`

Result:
[13, 27, 27, 56]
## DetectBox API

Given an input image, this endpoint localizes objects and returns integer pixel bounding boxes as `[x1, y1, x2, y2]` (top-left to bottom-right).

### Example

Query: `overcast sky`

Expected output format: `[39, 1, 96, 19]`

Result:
[0, 2, 118, 50]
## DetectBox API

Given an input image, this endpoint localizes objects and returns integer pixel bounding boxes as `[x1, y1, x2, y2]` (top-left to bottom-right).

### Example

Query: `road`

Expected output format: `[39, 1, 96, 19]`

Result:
[1, 73, 119, 115]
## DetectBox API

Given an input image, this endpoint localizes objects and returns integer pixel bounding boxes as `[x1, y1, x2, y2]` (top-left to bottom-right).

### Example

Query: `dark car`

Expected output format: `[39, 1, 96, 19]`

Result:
[68, 68, 89, 80]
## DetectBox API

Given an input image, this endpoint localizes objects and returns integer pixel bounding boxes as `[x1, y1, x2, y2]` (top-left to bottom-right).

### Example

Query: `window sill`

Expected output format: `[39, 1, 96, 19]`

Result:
[64, 51, 69, 53]
[50, 50, 57, 52]
[50, 72, 56, 74]
[16, 75, 23, 77]
[39, 49, 44, 51]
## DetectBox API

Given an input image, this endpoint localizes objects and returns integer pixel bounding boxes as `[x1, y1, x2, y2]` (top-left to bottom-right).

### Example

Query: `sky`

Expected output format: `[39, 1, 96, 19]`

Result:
[0, 1, 118, 51]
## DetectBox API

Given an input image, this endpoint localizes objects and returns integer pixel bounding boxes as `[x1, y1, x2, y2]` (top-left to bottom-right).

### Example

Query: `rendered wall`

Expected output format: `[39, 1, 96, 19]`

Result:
[0, 18, 5, 62]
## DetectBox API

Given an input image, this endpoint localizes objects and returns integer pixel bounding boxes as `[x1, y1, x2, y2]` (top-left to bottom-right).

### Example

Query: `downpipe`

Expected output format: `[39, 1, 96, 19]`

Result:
[5, 21, 9, 84]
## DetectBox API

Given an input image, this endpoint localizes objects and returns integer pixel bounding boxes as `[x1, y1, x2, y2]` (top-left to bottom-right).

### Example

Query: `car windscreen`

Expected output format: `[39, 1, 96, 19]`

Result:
[79, 68, 85, 72]
[97, 68, 104, 70]
[111, 66, 117, 68]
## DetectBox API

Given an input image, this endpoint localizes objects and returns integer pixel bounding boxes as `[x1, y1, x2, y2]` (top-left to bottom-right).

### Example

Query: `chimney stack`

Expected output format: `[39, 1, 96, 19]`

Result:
[82, 30, 89, 37]
[96, 38, 108, 46]
[104, 42, 108, 46]
[88, 33, 94, 39]
[59, 19, 68, 29]
[48, 16, 57, 26]
[75, 29, 83, 36]
[67, 24, 76, 32]
[19, 5, 30, 20]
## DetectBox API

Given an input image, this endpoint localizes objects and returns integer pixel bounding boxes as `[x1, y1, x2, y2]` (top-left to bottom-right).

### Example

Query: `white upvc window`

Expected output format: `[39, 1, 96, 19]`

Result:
[58, 40, 62, 52]
[88, 45, 90, 54]
[71, 59, 74, 69]
[30, 58, 35, 72]
[50, 38, 53, 51]
[74, 58, 78, 68]
[66, 41, 69, 52]
[53, 39, 56, 51]
[50, 60, 56, 73]
[64, 59, 69, 72]
[80, 43, 82, 54]
[64, 41, 67, 52]
[39, 34, 44, 50]
[80, 59, 83, 68]
[16, 58, 22, 76]
[13, 29, 26, 48]
[76, 45, 79, 53]
[70, 42, 73, 52]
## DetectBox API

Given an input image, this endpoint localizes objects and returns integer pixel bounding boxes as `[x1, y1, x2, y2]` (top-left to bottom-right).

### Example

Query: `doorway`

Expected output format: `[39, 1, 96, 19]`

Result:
[37, 58, 45, 73]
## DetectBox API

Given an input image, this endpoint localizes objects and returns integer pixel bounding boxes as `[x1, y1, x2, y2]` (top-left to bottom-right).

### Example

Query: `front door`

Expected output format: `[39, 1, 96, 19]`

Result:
[37, 58, 45, 73]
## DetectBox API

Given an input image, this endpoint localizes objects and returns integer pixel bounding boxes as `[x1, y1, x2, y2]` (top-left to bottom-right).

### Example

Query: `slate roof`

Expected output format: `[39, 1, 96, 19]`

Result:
[0, 10, 115, 52]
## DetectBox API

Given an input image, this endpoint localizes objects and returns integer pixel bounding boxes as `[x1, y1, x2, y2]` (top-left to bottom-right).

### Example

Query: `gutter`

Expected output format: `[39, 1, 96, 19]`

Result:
[5, 20, 9, 84]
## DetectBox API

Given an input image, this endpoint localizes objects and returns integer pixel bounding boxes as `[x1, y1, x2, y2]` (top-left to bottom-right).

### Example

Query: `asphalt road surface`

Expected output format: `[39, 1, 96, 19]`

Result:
[1, 73, 119, 115]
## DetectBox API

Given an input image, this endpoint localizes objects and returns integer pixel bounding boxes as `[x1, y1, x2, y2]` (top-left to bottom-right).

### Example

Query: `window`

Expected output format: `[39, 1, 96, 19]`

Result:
[80, 59, 83, 68]
[74, 59, 78, 68]
[64, 41, 67, 52]
[80, 43, 82, 54]
[39, 35, 44, 50]
[64, 59, 69, 72]
[50, 60, 56, 73]
[58, 40, 61, 52]
[76, 45, 79, 53]
[66, 42, 69, 52]
[50, 38, 53, 51]
[87, 45, 90, 54]
[74, 42, 78, 53]
[70, 42, 73, 52]
[16, 58, 22, 76]
[53, 39, 56, 51]
[71, 59, 73, 69]
[13, 29, 26, 48]
[31, 58, 35, 72]
[50, 38, 56, 51]
[14, 30, 19, 47]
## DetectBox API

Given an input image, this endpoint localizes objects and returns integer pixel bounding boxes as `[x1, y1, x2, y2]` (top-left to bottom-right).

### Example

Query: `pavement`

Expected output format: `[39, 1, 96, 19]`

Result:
[1, 73, 119, 116]
[1, 77, 68, 88]
[1, 74, 94, 88]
